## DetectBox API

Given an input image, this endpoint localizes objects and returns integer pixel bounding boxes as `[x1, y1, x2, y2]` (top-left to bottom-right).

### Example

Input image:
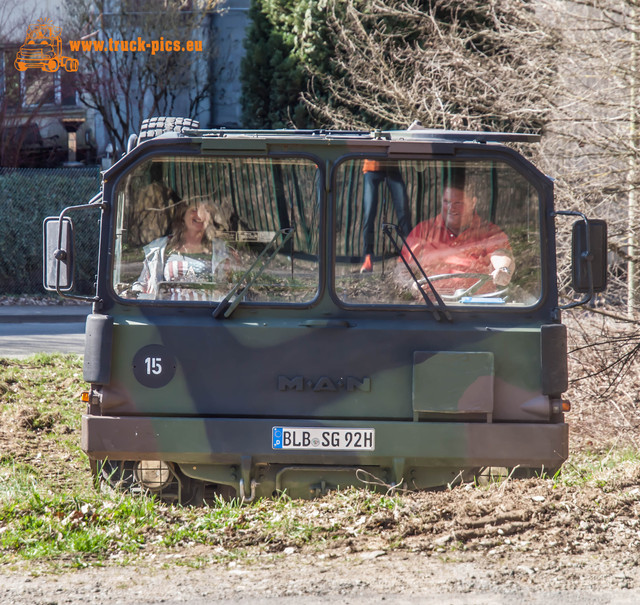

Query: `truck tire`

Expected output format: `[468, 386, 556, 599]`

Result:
[63, 57, 79, 72]
[43, 58, 59, 73]
[137, 116, 200, 144]
[93, 458, 220, 506]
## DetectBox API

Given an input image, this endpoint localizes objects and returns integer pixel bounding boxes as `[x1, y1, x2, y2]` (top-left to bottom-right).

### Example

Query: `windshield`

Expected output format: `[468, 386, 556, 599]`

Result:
[112, 155, 321, 304]
[334, 158, 542, 307]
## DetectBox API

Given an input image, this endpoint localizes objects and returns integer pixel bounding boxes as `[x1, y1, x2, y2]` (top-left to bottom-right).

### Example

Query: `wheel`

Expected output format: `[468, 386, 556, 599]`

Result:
[95, 459, 136, 491]
[417, 272, 507, 301]
[92, 459, 218, 506]
[475, 466, 561, 484]
[63, 57, 78, 72]
[509, 466, 561, 480]
[43, 58, 59, 72]
[14, 60, 27, 72]
[93, 459, 183, 504]
[137, 117, 200, 145]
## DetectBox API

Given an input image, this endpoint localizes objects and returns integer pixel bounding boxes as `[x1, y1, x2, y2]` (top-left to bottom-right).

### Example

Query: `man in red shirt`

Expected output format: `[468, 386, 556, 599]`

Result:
[400, 178, 514, 296]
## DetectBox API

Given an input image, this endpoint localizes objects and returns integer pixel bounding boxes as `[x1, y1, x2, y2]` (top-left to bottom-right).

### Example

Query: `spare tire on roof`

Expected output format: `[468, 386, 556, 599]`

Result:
[137, 116, 200, 144]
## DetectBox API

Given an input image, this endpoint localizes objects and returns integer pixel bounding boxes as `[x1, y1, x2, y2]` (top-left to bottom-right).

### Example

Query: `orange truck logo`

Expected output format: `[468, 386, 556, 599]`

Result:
[14, 18, 78, 73]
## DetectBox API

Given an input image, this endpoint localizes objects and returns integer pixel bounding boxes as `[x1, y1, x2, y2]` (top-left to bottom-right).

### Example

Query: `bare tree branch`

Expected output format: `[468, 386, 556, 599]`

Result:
[63, 0, 219, 154]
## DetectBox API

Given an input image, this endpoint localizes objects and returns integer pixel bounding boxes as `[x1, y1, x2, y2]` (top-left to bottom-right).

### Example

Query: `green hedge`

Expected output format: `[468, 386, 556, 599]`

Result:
[0, 167, 101, 295]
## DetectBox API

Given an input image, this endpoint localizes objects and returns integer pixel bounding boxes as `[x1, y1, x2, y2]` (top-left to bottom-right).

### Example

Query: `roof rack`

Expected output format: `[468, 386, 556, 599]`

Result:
[387, 129, 541, 144]
[187, 128, 370, 138]
[186, 127, 540, 145]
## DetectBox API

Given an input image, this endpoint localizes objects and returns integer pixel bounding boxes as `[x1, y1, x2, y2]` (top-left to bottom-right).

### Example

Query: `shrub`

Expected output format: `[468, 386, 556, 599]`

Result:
[0, 167, 101, 295]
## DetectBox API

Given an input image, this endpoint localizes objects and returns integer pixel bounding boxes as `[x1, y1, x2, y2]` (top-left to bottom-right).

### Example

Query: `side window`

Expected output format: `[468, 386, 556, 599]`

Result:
[333, 159, 542, 307]
[112, 156, 320, 304]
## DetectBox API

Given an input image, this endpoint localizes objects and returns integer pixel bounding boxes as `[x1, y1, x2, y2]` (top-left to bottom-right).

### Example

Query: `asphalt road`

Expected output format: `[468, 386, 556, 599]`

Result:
[0, 322, 85, 358]
[0, 306, 88, 358]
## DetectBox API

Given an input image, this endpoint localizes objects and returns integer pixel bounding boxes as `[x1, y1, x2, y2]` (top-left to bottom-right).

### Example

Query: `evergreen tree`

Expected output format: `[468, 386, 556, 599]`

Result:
[241, 0, 313, 128]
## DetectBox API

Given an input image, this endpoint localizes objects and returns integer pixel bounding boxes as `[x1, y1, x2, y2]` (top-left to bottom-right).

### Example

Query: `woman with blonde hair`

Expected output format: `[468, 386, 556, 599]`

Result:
[132, 197, 234, 300]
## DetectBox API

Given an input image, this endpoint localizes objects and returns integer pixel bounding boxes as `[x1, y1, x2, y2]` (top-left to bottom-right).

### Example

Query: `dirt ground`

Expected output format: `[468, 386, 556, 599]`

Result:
[4, 437, 640, 603]
[3, 311, 640, 602]
[2, 548, 640, 605]
[3, 479, 640, 605]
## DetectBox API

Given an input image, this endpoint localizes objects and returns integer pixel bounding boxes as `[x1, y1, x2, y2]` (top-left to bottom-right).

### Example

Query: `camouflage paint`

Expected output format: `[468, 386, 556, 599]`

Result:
[70, 128, 571, 499]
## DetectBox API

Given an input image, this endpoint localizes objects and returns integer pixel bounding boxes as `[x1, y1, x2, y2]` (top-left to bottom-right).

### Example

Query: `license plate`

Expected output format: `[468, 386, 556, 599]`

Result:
[272, 427, 375, 451]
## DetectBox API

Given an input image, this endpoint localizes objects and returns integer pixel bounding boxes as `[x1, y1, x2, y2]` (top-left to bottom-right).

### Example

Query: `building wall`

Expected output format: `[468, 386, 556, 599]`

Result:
[208, 0, 250, 127]
[1, 0, 96, 167]
[1, 0, 253, 166]
[1, 0, 65, 41]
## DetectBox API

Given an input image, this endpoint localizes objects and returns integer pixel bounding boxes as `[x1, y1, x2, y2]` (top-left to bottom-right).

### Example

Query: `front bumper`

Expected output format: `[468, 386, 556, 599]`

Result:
[82, 415, 568, 469]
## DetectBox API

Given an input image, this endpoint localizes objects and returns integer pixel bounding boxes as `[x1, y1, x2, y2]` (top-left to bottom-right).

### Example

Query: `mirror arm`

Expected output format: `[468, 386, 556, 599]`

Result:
[55, 198, 108, 306]
[552, 210, 594, 311]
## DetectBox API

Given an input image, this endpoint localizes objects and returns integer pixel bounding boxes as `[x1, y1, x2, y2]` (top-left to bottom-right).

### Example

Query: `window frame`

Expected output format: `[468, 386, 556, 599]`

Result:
[107, 150, 326, 310]
[328, 151, 550, 313]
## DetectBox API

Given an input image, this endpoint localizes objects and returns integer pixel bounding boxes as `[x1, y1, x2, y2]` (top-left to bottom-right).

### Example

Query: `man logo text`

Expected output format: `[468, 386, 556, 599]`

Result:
[277, 376, 371, 392]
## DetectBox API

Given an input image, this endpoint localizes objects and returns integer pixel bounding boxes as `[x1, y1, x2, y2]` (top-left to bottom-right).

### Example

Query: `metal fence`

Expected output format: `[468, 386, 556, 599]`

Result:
[0, 166, 101, 295]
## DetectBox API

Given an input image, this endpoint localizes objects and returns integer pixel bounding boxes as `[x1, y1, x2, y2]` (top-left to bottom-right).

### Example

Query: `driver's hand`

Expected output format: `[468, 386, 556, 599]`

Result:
[490, 254, 514, 287]
[491, 267, 511, 287]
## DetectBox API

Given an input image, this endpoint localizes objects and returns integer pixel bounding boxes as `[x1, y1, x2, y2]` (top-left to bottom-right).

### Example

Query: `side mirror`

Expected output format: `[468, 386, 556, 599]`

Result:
[571, 218, 607, 293]
[43, 216, 75, 291]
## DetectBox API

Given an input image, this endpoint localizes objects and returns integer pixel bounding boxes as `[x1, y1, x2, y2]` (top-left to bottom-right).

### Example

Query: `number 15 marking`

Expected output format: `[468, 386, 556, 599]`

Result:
[144, 356, 162, 375]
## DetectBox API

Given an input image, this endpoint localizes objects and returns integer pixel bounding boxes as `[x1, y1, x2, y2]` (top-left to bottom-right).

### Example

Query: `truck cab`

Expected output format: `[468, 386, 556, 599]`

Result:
[44, 121, 606, 502]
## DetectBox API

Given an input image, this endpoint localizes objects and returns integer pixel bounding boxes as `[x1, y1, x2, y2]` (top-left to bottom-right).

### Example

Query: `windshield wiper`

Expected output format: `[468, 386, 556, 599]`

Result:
[382, 223, 452, 322]
[213, 228, 294, 319]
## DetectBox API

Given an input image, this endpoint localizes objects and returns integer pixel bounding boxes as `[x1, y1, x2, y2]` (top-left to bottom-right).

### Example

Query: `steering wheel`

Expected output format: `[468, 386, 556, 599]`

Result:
[416, 272, 508, 302]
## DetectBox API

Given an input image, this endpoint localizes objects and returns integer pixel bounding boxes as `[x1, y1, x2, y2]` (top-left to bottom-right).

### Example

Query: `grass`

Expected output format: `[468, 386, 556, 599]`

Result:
[0, 467, 347, 569]
[556, 447, 640, 489]
[0, 352, 84, 429]
[2, 353, 640, 571]
[0, 485, 158, 566]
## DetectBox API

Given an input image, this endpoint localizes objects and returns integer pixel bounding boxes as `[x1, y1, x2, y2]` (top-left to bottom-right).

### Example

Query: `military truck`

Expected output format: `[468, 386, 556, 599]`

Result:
[44, 117, 607, 503]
